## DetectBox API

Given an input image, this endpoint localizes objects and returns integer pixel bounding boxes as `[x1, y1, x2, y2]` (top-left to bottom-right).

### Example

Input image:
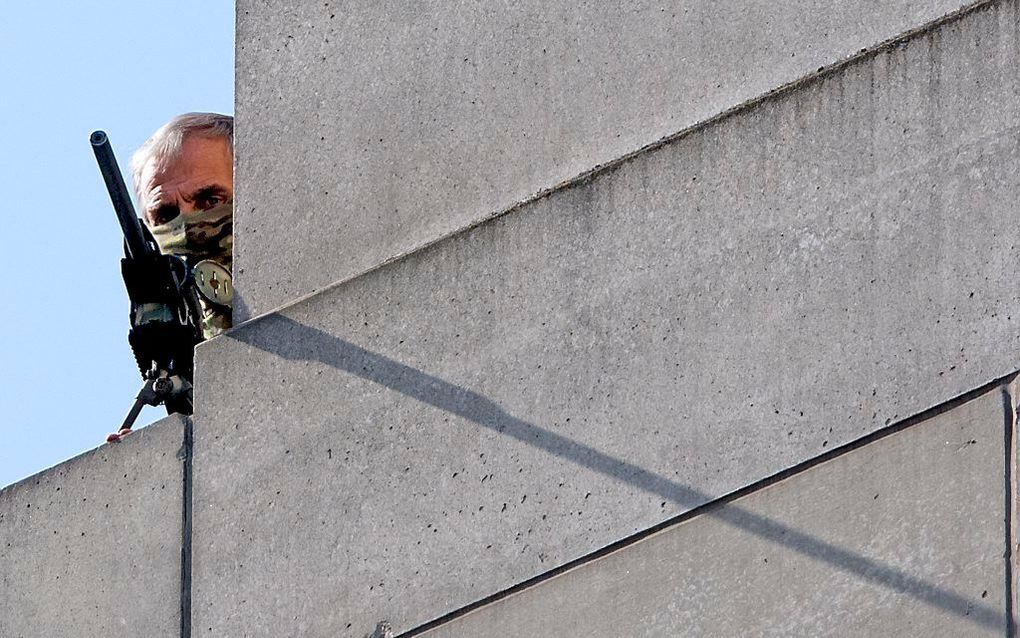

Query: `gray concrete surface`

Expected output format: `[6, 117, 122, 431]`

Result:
[415, 381, 1014, 638]
[195, 2, 1020, 636]
[234, 0, 986, 319]
[0, 416, 188, 638]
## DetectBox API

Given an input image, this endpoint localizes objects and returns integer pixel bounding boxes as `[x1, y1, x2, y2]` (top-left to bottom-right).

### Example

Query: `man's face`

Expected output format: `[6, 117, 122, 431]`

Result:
[139, 134, 233, 226]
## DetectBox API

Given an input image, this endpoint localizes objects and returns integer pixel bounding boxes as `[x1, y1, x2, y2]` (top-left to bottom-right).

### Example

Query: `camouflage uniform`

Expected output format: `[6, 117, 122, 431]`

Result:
[149, 201, 233, 339]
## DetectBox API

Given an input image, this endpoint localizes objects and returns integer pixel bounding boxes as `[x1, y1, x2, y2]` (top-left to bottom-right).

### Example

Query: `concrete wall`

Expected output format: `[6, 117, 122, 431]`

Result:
[4, 2, 1017, 637]
[234, 0, 987, 318]
[0, 416, 189, 638]
[194, 2, 1020, 636]
[415, 379, 1015, 637]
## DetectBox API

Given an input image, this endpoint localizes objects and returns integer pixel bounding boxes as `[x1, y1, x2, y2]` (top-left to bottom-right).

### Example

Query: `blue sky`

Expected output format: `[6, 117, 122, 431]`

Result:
[0, 3, 235, 488]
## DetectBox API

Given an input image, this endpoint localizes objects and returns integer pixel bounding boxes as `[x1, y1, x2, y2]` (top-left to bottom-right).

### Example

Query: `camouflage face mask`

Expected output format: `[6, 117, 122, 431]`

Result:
[149, 201, 233, 268]
[149, 201, 234, 339]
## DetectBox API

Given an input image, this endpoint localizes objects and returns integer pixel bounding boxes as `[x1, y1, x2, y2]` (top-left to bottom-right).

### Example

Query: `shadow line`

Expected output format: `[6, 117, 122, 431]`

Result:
[228, 314, 1005, 631]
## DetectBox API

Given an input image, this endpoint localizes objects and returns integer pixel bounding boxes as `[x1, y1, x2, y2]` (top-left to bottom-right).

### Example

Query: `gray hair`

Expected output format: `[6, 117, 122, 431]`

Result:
[131, 112, 234, 209]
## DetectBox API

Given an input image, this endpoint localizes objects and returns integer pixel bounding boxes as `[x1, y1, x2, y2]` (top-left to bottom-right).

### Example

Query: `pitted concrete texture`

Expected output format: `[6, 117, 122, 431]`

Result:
[0, 416, 187, 638]
[196, 3, 1020, 636]
[234, 0, 985, 318]
[416, 382, 1015, 638]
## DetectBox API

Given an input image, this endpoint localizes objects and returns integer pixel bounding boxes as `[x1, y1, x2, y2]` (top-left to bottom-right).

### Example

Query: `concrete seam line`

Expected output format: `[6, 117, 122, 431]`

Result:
[227, 0, 1004, 330]
[395, 369, 1020, 637]
[179, 417, 194, 638]
[1005, 379, 1018, 635]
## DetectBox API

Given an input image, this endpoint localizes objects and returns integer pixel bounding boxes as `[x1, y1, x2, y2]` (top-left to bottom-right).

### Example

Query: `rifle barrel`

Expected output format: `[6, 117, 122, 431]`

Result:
[90, 130, 149, 261]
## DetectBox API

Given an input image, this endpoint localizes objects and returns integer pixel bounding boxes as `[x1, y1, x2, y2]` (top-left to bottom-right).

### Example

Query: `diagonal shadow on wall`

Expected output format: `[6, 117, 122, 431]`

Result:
[227, 314, 1006, 631]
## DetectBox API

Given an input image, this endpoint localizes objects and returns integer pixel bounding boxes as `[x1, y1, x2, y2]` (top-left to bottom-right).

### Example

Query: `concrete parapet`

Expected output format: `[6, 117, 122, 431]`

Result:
[194, 2, 1020, 635]
[0, 415, 189, 638]
[234, 0, 985, 318]
[415, 379, 1016, 637]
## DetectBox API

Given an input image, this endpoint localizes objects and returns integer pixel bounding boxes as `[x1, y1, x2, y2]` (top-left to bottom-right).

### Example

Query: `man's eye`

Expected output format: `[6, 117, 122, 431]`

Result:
[150, 205, 179, 225]
[199, 196, 223, 210]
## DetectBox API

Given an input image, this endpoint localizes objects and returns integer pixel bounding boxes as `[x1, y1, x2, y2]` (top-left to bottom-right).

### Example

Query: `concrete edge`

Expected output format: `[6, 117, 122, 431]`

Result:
[0, 414, 188, 494]
[394, 369, 1020, 637]
[223, 0, 1000, 331]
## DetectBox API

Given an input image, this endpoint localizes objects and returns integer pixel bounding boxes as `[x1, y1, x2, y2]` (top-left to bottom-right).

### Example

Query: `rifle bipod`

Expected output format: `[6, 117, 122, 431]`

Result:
[114, 370, 193, 439]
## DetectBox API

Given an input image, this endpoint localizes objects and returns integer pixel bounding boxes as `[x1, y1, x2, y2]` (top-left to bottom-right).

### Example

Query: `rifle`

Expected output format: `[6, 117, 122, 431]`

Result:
[90, 130, 202, 432]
